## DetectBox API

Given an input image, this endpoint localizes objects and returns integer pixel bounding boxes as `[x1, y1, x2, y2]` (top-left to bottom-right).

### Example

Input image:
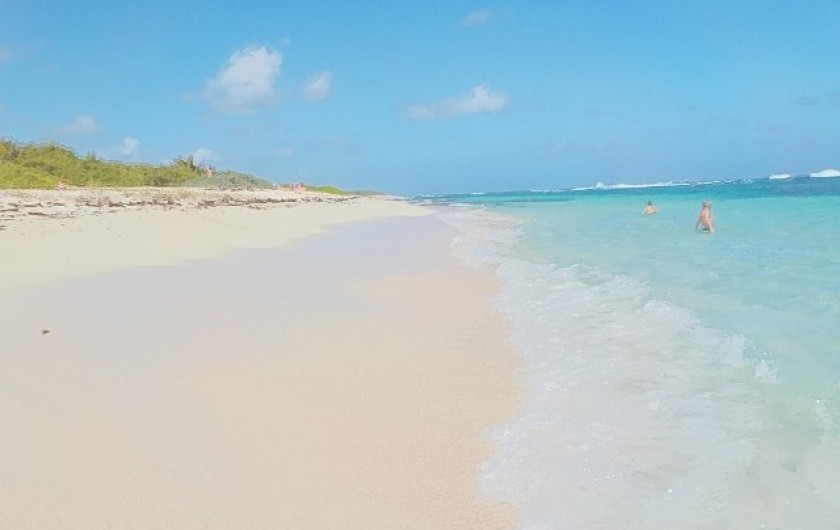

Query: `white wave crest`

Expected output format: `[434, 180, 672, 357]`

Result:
[576, 180, 692, 191]
[811, 168, 840, 178]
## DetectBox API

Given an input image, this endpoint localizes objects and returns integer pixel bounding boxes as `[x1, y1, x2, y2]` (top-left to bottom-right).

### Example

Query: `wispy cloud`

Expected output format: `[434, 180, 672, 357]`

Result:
[302, 71, 333, 101]
[276, 146, 295, 158]
[203, 45, 282, 114]
[58, 115, 99, 135]
[462, 9, 493, 27]
[192, 147, 221, 164]
[101, 137, 140, 161]
[406, 85, 509, 120]
[0, 46, 14, 64]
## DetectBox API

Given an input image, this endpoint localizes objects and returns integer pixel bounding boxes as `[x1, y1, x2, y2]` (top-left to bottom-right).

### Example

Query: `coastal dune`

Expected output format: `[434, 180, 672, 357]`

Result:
[0, 190, 519, 529]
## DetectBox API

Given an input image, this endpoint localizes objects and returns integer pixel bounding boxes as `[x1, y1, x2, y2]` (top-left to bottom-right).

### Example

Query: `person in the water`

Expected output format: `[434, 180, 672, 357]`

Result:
[695, 200, 715, 232]
[643, 201, 658, 215]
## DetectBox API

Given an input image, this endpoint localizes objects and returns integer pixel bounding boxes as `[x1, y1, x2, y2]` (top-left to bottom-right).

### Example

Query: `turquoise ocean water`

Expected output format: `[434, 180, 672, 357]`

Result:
[422, 176, 840, 529]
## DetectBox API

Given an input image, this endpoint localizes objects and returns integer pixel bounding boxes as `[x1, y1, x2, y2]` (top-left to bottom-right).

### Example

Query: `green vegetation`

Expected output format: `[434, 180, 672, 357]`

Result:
[0, 139, 274, 190]
[0, 139, 202, 189]
[0, 138, 362, 194]
[304, 184, 350, 195]
[183, 169, 274, 190]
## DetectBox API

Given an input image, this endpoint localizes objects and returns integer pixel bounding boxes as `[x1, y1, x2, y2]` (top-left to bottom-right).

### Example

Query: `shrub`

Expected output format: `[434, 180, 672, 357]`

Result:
[0, 160, 58, 188]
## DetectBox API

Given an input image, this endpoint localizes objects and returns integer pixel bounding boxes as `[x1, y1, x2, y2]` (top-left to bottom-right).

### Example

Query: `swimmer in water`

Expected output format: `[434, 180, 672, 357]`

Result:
[695, 200, 715, 233]
[643, 201, 658, 215]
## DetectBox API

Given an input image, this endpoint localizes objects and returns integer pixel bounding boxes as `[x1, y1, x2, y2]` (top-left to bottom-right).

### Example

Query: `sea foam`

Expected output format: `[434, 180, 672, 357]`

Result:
[438, 191, 840, 529]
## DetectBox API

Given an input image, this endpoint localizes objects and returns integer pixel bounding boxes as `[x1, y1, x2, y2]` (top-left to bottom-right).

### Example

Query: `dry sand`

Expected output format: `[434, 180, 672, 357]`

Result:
[0, 188, 426, 293]
[0, 189, 520, 529]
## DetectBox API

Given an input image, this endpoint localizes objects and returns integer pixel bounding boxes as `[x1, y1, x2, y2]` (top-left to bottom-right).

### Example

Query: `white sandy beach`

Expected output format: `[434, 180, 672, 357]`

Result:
[0, 188, 426, 293]
[0, 188, 519, 529]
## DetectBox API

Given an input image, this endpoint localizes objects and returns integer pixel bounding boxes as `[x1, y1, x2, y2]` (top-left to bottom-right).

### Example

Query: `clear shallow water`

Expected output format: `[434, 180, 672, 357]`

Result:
[422, 177, 840, 529]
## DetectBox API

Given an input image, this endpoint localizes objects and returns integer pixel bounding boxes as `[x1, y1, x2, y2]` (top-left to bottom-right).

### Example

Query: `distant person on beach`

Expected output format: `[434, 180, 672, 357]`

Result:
[695, 200, 715, 233]
[643, 201, 658, 215]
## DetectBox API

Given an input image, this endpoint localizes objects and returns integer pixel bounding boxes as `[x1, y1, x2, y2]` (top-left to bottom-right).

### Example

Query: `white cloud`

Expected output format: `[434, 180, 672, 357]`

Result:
[97, 137, 141, 161]
[203, 45, 282, 113]
[406, 85, 509, 120]
[59, 115, 99, 135]
[303, 71, 333, 101]
[463, 9, 493, 27]
[110, 136, 140, 160]
[192, 147, 221, 164]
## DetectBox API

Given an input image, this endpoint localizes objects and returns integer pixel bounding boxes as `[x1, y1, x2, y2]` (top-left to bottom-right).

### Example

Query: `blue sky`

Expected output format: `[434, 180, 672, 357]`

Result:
[1, 1, 839, 195]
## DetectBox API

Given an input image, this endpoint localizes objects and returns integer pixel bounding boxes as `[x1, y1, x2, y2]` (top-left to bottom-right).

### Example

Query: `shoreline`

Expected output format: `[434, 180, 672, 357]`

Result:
[0, 192, 520, 529]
